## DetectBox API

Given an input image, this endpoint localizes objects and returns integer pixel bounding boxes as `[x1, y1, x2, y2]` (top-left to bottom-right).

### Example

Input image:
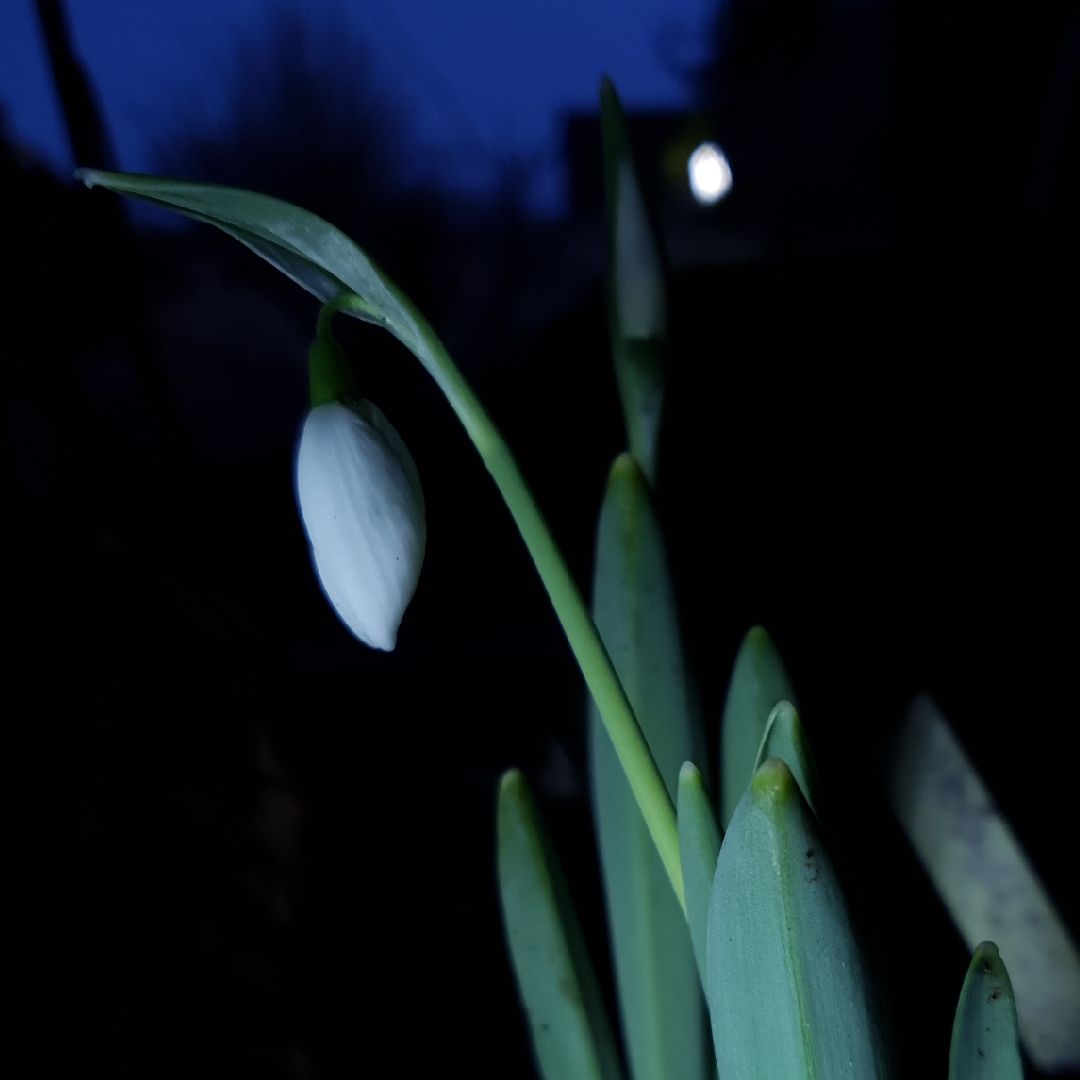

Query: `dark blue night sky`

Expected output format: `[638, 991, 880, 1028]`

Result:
[1, 0, 713, 214]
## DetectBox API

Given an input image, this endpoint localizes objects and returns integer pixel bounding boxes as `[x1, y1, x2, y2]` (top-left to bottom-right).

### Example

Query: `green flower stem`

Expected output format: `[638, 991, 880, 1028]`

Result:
[328, 291, 685, 911]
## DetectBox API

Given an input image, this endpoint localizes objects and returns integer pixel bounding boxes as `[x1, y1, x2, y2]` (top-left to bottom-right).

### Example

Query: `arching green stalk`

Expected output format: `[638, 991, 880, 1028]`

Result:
[329, 292, 685, 911]
[71, 167, 684, 910]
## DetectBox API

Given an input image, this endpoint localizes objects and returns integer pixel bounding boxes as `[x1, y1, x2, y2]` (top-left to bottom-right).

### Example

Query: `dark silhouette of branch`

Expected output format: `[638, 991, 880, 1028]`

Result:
[34, 0, 195, 490]
[34, 0, 116, 171]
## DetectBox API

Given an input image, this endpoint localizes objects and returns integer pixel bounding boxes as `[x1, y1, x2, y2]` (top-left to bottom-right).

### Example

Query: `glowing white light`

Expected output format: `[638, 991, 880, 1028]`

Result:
[687, 142, 732, 205]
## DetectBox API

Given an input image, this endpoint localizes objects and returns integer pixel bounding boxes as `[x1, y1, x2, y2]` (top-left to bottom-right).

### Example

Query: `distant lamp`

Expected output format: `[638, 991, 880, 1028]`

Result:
[687, 142, 732, 205]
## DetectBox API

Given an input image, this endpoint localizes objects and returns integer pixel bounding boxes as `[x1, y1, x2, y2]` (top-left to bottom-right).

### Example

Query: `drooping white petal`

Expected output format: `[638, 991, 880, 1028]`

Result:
[295, 400, 426, 650]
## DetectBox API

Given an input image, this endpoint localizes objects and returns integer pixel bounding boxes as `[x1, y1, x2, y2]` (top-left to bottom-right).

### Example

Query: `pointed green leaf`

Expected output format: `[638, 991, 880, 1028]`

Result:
[497, 769, 624, 1080]
[600, 77, 665, 483]
[707, 758, 894, 1080]
[751, 701, 821, 818]
[889, 694, 1080, 1070]
[949, 942, 1023, 1080]
[589, 453, 709, 1080]
[719, 626, 796, 829]
[677, 761, 722, 993]
[75, 169, 441, 369]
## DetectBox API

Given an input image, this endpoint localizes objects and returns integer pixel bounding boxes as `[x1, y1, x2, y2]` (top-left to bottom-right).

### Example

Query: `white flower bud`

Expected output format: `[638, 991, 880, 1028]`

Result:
[295, 400, 426, 651]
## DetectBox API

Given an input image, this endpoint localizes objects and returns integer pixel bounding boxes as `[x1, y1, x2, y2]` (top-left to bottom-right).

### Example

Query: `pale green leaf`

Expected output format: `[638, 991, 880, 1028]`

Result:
[677, 761, 722, 993]
[707, 758, 894, 1080]
[589, 452, 709, 1080]
[73, 169, 530, 490]
[949, 942, 1023, 1080]
[889, 694, 1080, 1070]
[75, 169, 438, 369]
[600, 78, 665, 483]
[497, 769, 624, 1080]
[751, 701, 820, 818]
[719, 626, 796, 829]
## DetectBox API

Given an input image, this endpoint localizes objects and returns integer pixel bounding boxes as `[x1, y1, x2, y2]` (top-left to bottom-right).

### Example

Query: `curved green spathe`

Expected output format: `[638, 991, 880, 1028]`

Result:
[707, 758, 892, 1080]
[751, 700, 821, 818]
[719, 626, 796, 828]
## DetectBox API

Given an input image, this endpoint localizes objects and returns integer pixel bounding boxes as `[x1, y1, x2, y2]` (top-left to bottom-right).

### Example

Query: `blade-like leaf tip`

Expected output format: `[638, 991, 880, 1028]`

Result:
[678, 758, 720, 997]
[678, 761, 717, 816]
[599, 74, 617, 110]
[749, 756, 800, 808]
[76, 167, 123, 191]
[609, 447, 639, 486]
[499, 769, 534, 829]
[752, 700, 821, 817]
[971, 941, 1010, 986]
[501, 767, 526, 799]
[601, 454, 649, 549]
[949, 941, 1022, 1080]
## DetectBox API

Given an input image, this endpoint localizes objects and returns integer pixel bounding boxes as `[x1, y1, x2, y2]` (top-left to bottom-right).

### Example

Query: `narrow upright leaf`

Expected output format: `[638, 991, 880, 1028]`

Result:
[719, 626, 796, 828]
[678, 761, 722, 992]
[589, 453, 709, 1080]
[949, 942, 1023, 1080]
[600, 77, 665, 483]
[707, 758, 894, 1080]
[890, 694, 1080, 1071]
[751, 701, 821, 818]
[497, 769, 624, 1080]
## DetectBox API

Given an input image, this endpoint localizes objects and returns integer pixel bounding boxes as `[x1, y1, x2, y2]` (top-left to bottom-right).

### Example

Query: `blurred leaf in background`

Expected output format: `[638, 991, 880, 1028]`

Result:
[890, 694, 1080, 1072]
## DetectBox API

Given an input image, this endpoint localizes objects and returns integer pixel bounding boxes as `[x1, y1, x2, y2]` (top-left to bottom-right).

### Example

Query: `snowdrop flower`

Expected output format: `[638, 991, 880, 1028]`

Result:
[295, 399, 426, 650]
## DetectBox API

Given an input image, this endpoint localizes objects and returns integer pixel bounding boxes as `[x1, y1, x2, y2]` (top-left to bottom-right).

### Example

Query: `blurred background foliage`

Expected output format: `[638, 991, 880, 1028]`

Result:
[2, 1, 1078, 1077]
